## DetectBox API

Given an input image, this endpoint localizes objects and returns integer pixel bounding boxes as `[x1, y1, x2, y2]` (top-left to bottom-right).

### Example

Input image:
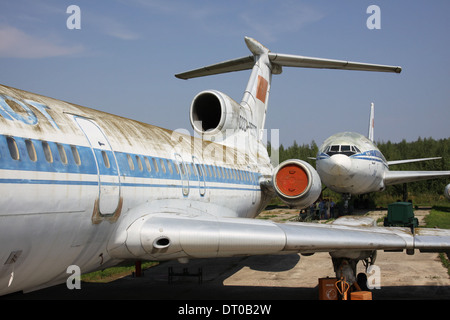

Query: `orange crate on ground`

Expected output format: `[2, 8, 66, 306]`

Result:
[350, 291, 372, 300]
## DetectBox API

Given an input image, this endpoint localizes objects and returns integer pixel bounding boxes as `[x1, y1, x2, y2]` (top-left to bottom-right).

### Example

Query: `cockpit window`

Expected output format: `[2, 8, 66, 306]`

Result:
[330, 145, 339, 152]
[352, 146, 361, 153]
[326, 145, 360, 156]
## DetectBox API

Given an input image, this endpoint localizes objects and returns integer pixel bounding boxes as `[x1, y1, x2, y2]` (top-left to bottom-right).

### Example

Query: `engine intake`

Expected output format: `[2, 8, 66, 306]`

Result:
[190, 90, 240, 136]
[273, 159, 321, 209]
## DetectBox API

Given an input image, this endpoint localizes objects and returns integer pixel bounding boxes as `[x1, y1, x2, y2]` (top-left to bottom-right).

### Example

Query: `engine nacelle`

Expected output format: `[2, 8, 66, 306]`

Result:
[445, 184, 450, 200]
[272, 159, 321, 209]
[190, 90, 241, 137]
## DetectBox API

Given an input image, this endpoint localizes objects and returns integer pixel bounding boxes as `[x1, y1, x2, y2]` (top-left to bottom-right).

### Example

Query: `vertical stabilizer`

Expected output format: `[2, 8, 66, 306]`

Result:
[368, 103, 375, 142]
[175, 37, 401, 142]
[240, 37, 275, 140]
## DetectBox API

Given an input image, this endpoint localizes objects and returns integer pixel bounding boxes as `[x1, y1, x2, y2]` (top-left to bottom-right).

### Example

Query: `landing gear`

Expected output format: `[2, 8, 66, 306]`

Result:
[342, 193, 351, 214]
[332, 257, 358, 285]
[330, 251, 376, 299]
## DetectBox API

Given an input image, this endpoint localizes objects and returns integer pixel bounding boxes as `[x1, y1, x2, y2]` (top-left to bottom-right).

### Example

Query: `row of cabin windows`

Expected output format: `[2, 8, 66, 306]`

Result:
[6, 137, 81, 166]
[5, 136, 254, 183]
[125, 153, 255, 183]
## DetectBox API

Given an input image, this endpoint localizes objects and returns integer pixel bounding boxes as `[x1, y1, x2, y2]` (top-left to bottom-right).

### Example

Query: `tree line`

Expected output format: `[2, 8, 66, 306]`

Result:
[268, 137, 450, 199]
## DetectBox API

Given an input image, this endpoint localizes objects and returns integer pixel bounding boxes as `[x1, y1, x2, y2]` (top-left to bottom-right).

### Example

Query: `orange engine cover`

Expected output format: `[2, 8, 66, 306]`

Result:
[272, 159, 321, 209]
[275, 163, 309, 197]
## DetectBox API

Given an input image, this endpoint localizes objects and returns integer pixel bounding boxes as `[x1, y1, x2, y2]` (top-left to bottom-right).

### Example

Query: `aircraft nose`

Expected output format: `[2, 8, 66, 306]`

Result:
[327, 154, 352, 176]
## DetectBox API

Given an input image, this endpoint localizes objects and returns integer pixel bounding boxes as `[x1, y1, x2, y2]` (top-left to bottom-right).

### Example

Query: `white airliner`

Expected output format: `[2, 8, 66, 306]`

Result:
[316, 103, 450, 207]
[1, 37, 449, 296]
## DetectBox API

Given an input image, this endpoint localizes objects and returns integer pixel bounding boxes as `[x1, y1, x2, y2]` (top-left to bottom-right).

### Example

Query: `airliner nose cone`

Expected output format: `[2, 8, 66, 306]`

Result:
[328, 154, 352, 176]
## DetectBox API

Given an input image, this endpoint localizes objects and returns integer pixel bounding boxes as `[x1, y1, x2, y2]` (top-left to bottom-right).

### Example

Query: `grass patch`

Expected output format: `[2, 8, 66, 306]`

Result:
[439, 253, 450, 277]
[424, 205, 450, 229]
[423, 205, 450, 277]
[81, 261, 158, 283]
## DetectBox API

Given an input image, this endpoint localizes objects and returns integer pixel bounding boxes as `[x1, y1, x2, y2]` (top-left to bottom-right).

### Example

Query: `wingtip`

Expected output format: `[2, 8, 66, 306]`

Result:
[174, 73, 187, 80]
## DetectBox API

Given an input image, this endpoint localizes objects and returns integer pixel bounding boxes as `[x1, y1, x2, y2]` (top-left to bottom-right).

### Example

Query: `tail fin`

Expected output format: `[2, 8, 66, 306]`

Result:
[239, 37, 273, 140]
[176, 37, 401, 140]
[368, 102, 375, 142]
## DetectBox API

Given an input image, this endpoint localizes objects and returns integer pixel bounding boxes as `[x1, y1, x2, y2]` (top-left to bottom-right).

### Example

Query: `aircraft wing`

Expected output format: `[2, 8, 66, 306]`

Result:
[384, 170, 450, 186]
[108, 206, 450, 261]
[387, 157, 441, 166]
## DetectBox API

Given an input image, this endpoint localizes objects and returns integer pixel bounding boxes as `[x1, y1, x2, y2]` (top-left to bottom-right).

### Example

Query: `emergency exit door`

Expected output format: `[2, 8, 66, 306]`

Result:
[75, 117, 121, 215]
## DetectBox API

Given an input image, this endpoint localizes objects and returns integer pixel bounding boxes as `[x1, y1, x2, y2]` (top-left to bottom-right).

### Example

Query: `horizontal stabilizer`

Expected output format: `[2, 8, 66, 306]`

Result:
[268, 53, 402, 73]
[175, 55, 255, 79]
[176, 46, 401, 80]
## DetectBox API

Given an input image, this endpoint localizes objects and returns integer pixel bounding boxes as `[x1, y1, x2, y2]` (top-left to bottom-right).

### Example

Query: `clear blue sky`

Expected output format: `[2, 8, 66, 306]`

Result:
[1, 0, 449, 148]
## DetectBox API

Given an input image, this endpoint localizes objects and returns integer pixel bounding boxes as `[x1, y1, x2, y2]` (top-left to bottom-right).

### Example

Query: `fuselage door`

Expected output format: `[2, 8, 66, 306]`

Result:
[192, 156, 206, 196]
[175, 153, 189, 196]
[74, 116, 121, 215]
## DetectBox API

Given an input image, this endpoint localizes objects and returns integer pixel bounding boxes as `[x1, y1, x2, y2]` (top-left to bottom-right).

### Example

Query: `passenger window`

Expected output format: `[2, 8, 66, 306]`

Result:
[178, 161, 185, 175]
[216, 166, 220, 179]
[42, 141, 53, 163]
[7, 137, 19, 160]
[57, 144, 68, 164]
[127, 154, 134, 170]
[152, 158, 159, 172]
[197, 165, 203, 177]
[167, 160, 173, 174]
[102, 151, 110, 168]
[144, 157, 151, 172]
[25, 139, 37, 162]
[207, 165, 212, 177]
[136, 156, 143, 171]
[160, 159, 166, 173]
[71, 146, 81, 165]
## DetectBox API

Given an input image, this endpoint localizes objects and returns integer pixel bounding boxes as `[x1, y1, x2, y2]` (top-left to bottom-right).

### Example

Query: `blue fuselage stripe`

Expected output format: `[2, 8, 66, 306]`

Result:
[318, 151, 388, 166]
[0, 135, 260, 191]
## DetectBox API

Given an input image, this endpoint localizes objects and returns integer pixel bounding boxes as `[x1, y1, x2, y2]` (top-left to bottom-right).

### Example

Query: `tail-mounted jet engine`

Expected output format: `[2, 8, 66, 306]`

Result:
[190, 90, 241, 137]
[272, 159, 322, 209]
